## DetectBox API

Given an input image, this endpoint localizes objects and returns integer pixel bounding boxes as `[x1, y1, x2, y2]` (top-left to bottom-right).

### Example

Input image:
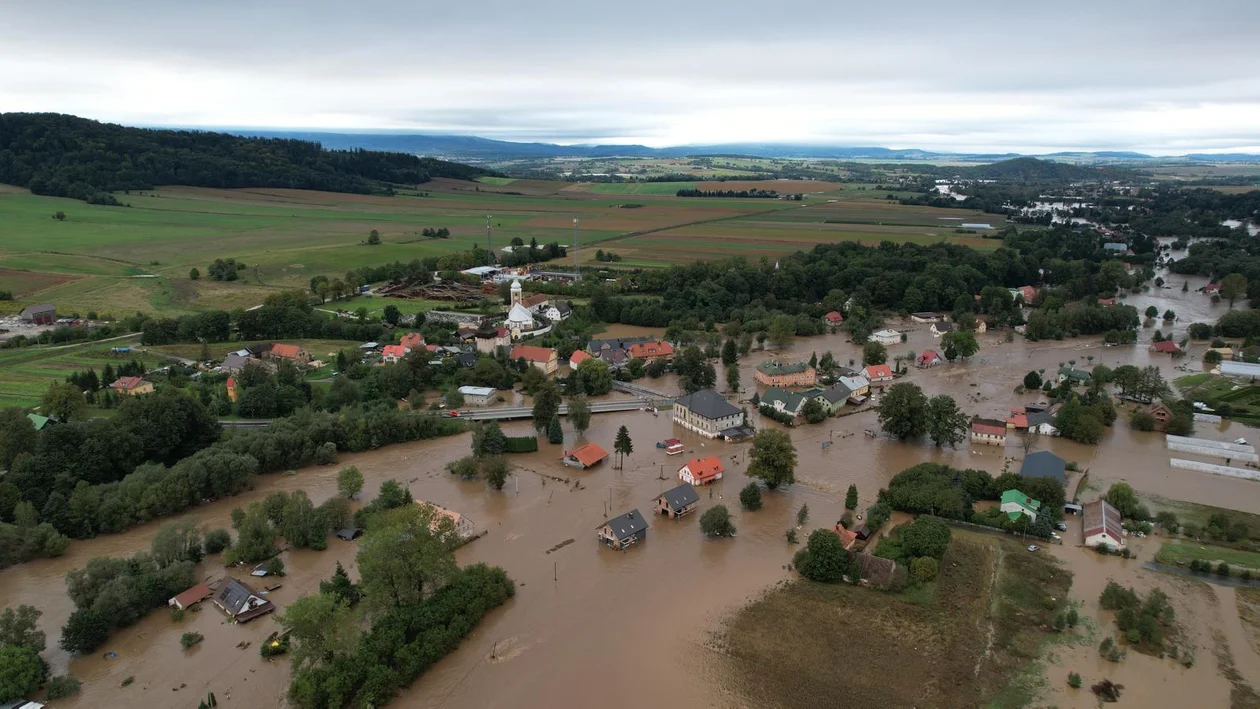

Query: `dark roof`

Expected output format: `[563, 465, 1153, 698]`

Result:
[1025, 410, 1055, 427]
[553, 301, 572, 314]
[600, 509, 648, 539]
[816, 381, 851, 403]
[336, 528, 362, 541]
[1020, 451, 1067, 484]
[656, 483, 699, 511]
[675, 388, 741, 420]
[935, 322, 955, 332]
[455, 352, 478, 367]
[19, 303, 55, 315]
[214, 578, 275, 621]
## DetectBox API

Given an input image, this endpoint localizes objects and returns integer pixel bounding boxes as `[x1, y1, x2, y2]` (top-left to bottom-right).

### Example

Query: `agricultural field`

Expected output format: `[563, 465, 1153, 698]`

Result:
[1156, 541, 1260, 572]
[717, 532, 1072, 709]
[0, 339, 154, 408]
[0, 175, 1014, 317]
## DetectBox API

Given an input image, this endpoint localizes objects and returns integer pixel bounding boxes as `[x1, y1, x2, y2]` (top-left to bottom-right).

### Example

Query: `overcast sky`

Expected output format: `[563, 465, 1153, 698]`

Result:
[3, 0, 1259, 154]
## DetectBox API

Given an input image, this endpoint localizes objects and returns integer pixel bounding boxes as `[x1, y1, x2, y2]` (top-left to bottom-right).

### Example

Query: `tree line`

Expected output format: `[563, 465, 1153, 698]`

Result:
[0, 112, 498, 203]
[675, 188, 780, 198]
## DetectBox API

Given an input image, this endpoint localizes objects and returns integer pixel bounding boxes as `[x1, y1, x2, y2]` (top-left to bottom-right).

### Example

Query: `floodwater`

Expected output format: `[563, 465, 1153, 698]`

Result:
[4, 274, 1259, 708]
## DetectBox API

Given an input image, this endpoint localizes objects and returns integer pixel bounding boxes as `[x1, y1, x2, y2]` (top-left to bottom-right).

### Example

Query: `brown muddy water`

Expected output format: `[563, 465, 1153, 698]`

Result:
[4, 274, 1259, 708]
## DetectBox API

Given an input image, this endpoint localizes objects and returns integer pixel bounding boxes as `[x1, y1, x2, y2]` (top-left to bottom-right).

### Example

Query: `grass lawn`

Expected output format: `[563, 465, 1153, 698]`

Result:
[718, 532, 1071, 709]
[1156, 541, 1260, 571]
[1144, 494, 1260, 546]
[0, 339, 152, 408]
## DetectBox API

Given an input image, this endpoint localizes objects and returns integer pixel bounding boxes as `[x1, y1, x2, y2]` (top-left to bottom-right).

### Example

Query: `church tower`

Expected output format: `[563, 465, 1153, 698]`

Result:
[510, 279, 523, 307]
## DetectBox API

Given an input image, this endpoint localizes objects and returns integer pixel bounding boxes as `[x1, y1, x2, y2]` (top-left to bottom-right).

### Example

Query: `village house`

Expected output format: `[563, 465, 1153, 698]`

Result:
[973, 317, 988, 334]
[910, 312, 941, 324]
[225, 376, 239, 403]
[543, 302, 571, 322]
[168, 583, 213, 611]
[268, 343, 311, 365]
[805, 384, 849, 415]
[562, 443, 609, 469]
[1025, 410, 1060, 436]
[597, 509, 648, 549]
[220, 350, 256, 373]
[381, 344, 409, 363]
[19, 304, 56, 325]
[1020, 450, 1067, 485]
[673, 389, 743, 438]
[869, 329, 902, 346]
[762, 386, 806, 417]
[1082, 499, 1124, 550]
[832, 523, 858, 551]
[110, 376, 154, 396]
[457, 386, 496, 406]
[824, 311, 844, 326]
[474, 326, 512, 355]
[678, 456, 724, 485]
[569, 349, 592, 369]
[1102, 242, 1128, 254]
[1056, 365, 1091, 385]
[1204, 283, 1222, 295]
[26, 413, 54, 431]
[400, 332, 425, 351]
[596, 347, 628, 369]
[213, 578, 276, 623]
[1149, 340, 1182, 355]
[970, 418, 1007, 445]
[1000, 489, 1041, 523]
[627, 340, 675, 364]
[838, 375, 871, 399]
[930, 321, 955, 337]
[754, 360, 817, 387]
[1009, 285, 1038, 303]
[521, 293, 551, 311]
[863, 364, 893, 382]
[510, 344, 559, 374]
[1145, 402, 1173, 430]
[421, 501, 478, 540]
[654, 484, 699, 519]
[917, 350, 943, 368]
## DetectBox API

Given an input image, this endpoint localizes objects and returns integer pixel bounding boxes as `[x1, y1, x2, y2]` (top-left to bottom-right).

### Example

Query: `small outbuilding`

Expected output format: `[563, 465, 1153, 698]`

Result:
[654, 484, 699, 519]
[597, 509, 648, 549]
[336, 528, 362, 541]
[168, 583, 213, 611]
[563, 443, 609, 469]
[19, 304, 55, 325]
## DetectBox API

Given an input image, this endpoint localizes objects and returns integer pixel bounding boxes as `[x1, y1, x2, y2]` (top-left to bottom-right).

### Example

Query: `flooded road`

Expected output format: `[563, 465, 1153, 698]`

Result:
[3, 275, 1258, 708]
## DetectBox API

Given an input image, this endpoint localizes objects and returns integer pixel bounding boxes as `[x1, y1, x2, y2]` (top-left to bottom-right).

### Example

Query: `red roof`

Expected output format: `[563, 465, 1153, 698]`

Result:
[400, 332, 424, 350]
[521, 293, 550, 308]
[1006, 413, 1028, 429]
[918, 350, 941, 365]
[824, 311, 844, 323]
[1151, 340, 1180, 353]
[226, 377, 236, 388]
[1017, 285, 1037, 302]
[682, 456, 724, 482]
[569, 350, 592, 366]
[1205, 283, 1221, 293]
[270, 343, 304, 359]
[833, 524, 858, 550]
[627, 341, 674, 359]
[510, 344, 556, 363]
[864, 364, 893, 380]
[170, 583, 212, 608]
[972, 420, 1006, 436]
[111, 375, 147, 390]
[382, 344, 408, 358]
[567, 443, 609, 467]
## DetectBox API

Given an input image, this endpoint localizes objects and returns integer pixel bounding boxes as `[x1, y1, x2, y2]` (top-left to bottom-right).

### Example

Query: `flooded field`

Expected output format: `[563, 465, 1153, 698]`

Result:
[4, 273, 1259, 707]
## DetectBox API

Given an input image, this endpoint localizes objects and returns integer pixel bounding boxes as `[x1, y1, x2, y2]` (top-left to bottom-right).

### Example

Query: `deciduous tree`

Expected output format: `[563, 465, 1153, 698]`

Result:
[877, 382, 928, 440]
[337, 466, 365, 499]
[926, 394, 969, 448]
[746, 429, 796, 489]
[699, 505, 735, 537]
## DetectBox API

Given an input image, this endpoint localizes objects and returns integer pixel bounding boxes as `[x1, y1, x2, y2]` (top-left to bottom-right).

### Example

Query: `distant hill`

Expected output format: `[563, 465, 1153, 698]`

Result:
[0, 113, 497, 204]
[964, 157, 1123, 182]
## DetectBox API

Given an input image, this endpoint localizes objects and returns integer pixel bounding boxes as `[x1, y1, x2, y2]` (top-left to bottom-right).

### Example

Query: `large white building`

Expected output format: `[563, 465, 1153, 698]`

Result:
[673, 389, 743, 438]
[869, 329, 901, 346]
[1083, 499, 1124, 550]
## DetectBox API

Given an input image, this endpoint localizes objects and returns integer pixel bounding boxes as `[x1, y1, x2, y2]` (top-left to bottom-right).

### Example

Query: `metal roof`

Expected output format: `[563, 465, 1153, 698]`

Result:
[675, 388, 741, 420]
[600, 509, 648, 539]
[1019, 451, 1067, 484]
[656, 484, 699, 511]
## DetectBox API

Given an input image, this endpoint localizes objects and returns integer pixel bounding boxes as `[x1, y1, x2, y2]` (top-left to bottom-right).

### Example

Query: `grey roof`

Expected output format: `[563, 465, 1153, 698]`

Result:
[675, 388, 741, 420]
[553, 301, 572, 314]
[600, 509, 648, 539]
[19, 303, 55, 315]
[336, 528, 362, 540]
[656, 483, 699, 512]
[1026, 410, 1055, 427]
[216, 578, 257, 615]
[1020, 451, 1067, 484]
[817, 381, 852, 403]
[1103, 242, 1128, 252]
[588, 336, 652, 353]
[455, 352, 478, 367]
[222, 352, 252, 371]
[935, 322, 955, 333]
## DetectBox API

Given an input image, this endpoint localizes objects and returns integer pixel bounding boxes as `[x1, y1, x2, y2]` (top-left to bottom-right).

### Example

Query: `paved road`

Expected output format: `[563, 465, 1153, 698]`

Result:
[452, 398, 671, 421]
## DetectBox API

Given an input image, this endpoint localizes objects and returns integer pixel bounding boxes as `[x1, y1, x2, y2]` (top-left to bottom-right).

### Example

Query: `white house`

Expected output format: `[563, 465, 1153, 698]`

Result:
[673, 389, 743, 438]
[930, 322, 955, 337]
[543, 302, 571, 322]
[869, 329, 901, 346]
[970, 419, 1007, 445]
[1083, 499, 1124, 549]
[457, 386, 496, 406]
[1000, 489, 1040, 523]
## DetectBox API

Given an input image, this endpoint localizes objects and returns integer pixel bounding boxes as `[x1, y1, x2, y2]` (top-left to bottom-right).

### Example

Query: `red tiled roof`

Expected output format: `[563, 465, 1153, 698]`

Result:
[226, 377, 236, 388]
[918, 350, 941, 364]
[521, 293, 550, 307]
[270, 343, 304, 359]
[864, 364, 892, 380]
[567, 443, 608, 467]
[1151, 340, 1180, 353]
[825, 311, 844, 323]
[400, 332, 424, 350]
[382, 344, 408, 358]
[171, 583, 212, 608]
[972, 420, 1006, 436]
[1006, 414, 1028, 429]
[627, 341, 674, 359]
[569, 350, 592, 366]
[510, 345, 556, 363]
[1205, 283, 1221, 293]
[833, 524, 858, 550]
[683, 456, 725, 482]
[112, 375, 146, 390]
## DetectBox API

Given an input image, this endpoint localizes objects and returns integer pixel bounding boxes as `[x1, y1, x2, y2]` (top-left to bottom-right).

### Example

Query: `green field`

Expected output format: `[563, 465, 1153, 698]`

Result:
[0, 176, 1014, 320]
[1156, 541, 1260, 571]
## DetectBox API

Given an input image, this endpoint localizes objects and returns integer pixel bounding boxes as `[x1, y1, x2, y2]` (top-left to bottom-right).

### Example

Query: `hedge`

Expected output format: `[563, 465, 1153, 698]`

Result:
[503, 435, 539, 453]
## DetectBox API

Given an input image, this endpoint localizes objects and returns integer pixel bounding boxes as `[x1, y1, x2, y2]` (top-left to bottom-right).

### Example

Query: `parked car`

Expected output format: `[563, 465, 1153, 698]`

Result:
[1050, 532, 1061, 541]
[1027, 545, 1040, 552]
[1055, 522, 1068, 531]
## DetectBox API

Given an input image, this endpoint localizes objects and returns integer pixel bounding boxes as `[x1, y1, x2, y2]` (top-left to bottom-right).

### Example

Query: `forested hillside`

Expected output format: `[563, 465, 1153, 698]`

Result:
[0, 113, 496, 203]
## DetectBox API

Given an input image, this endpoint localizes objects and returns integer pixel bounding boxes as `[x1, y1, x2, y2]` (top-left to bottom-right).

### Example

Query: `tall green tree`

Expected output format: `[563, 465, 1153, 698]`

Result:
[862, 341, 888, 366]
[0, 408, 37, 470]
[546, 414, 564, 444]
[940, 331, 979, 361]
[276, 592, 360, 670]
[0, 605, 44, 652]
[532, 380, 561, 432]
[1220, 273, 1248, 307]
[41, 381, 86, 422]
[0, 644, 46, 703]
[614, 425, 633, 469]
[925, 394, 970, 448]
[768, 315, 795, 349]
[845, 484, 858, 510]
[319, 562, 362, 607]
[725, 363, 740, 394]
[471, 422, 508, 457]
[573, 358, 613, 396]
[877, 382, 929, 440]
[356, 504, 458, 613]
[150, 519, 203, 568]
[568, 395, 592, 435]
[700, 505, 736, 537]
[337, 466, 365, 499]
[746, 429, 797, 489]
[721, 339, 738, 366]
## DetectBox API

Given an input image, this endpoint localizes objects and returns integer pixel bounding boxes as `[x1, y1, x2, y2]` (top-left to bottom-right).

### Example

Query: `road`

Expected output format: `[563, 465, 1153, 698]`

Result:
[451, 398, 672, 421]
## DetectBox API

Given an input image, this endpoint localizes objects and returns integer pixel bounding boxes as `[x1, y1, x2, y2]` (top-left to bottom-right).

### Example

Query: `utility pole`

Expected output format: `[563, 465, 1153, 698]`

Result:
[486, 214, 493, 260]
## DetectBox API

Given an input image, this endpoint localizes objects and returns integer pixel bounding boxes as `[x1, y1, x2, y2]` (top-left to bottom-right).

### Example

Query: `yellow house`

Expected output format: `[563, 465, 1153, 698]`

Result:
[111, 376, 154, 396]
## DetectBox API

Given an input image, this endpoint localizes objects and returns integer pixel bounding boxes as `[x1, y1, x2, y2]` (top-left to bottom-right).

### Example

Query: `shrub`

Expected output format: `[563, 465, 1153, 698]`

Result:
[180, 631, 204, 649]
[796, 529, 851, 583]
[1241, 569, 1253, 581]
[445, 456, 479, 480]
[909, 556, 939, 584]
[203, 528, 232, 554]
[739, 483, 762, 511]
[1129, 411, 1156, 431]
[46, 674, 82, 699]
[1068, 672, 1082, 689]
[264, 557, 286, 576]
[170, 607, 185, 621]
[1098, 636, 1113, 655]
[699, 505, 736, 537]
[314, 441, 338, 465]
[503, 435, 539, 453]
[1067, 608, 1079, 627]
[1216, 562, 1231, 577]
[785, 528, 798, 544]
